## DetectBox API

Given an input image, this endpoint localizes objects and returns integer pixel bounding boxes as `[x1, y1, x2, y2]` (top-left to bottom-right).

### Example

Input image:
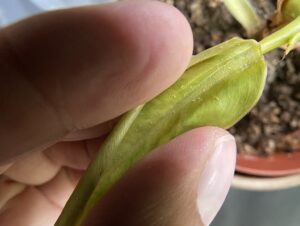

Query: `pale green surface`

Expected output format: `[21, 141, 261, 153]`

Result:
[55, 38, 267, 226]
[223, 0, 262, 35]
[282, 0, 300, 21]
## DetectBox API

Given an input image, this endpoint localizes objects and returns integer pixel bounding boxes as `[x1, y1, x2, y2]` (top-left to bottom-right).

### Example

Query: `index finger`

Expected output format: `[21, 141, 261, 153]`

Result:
[0, 0, 193, 164]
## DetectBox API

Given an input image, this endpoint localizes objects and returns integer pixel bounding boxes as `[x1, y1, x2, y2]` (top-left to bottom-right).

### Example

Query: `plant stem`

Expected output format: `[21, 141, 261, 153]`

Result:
[260, 16, 300, 54]
[223, 0, 262, 36]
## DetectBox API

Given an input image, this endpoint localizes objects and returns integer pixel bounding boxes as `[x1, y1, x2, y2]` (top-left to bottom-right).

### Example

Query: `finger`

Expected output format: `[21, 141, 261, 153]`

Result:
[0, 177, 25, 210]
[0, 187, 61, 226]
[0, 169, 82, 226]
[0, 0, 193, 163]
[45, 137, 104, 170]
[4, 151, 60, 185]
[83, 127, 236, 226]
[0, 164, 12, 175]
[37, 168, 81, 209]
[3, 138, 101, 185]
[0, 127, 235, 226]
[62, 118, 118, 141]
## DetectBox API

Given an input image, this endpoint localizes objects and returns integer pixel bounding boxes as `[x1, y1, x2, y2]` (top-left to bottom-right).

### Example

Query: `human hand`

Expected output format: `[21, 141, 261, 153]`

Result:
[0, 1, 236, 226]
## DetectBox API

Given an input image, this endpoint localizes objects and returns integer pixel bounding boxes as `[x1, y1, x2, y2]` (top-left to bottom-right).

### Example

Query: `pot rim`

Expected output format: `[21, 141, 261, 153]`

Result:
[236, 129, 300, 176]
[236, 150, 300, 176]
[232, 173, 300, 191]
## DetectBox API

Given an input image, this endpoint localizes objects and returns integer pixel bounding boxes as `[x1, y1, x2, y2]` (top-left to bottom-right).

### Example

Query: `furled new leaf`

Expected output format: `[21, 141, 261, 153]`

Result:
[55, 37, 267, 226]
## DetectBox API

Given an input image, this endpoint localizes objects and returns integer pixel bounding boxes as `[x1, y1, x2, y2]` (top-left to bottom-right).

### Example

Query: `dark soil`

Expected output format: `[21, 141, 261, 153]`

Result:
[161, 0, 300, 155]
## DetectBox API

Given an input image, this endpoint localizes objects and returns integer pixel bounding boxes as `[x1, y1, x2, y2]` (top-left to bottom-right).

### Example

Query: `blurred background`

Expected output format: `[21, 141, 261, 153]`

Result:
[1, 0, 300, 226]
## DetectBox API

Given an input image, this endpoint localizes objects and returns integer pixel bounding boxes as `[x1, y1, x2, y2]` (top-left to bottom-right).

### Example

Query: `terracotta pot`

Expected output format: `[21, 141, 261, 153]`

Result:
[235, 130, 300, 177]
[232, 173, 300, 191]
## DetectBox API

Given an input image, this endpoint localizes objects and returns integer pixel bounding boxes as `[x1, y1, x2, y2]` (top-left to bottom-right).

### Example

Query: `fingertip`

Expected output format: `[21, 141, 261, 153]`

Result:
[82, 127, 235, 226]
[79, 0, 194, 115]
[111, 0, 194, 101]
[146, 127, 235, 177]
[6, 0, 193, 119]
[0, 0, 193, 162]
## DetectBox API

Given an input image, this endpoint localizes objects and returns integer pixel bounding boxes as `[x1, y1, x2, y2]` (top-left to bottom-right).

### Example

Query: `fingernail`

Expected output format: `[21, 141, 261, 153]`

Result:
[197, 134, 236, 226]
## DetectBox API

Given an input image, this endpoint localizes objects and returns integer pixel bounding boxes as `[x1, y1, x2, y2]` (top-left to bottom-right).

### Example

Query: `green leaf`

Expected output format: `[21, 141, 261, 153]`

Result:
[270, 0, 300, 27]
[223, 0, 262, 36]
[282, 0, 300, 22]
[55, 38, 267, 226]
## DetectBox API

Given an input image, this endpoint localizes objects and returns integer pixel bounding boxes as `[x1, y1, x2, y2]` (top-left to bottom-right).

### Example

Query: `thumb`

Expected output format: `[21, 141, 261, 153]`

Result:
[82, 127, 236, 226]
[0, 0, 192, 163]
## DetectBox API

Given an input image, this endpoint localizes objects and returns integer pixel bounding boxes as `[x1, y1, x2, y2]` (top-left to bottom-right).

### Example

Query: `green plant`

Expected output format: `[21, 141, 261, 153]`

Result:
[269, 0, 300, 54]
[272, 0, 300, 25]
[55, 15, 300, 226]
[223, 0, 263, 36]
[280, 0, 300, 21]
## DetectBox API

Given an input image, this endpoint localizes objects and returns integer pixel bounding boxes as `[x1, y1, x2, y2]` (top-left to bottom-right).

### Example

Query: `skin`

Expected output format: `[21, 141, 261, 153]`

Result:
[0, 1, 236, 226]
